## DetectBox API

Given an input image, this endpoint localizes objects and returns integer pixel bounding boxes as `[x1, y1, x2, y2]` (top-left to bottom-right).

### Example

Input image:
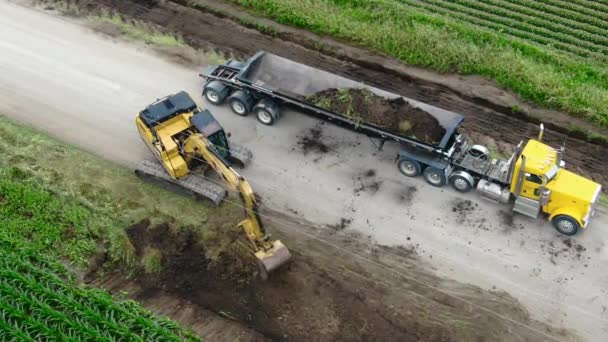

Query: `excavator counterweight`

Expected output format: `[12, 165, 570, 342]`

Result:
[134, 91, 291, 276]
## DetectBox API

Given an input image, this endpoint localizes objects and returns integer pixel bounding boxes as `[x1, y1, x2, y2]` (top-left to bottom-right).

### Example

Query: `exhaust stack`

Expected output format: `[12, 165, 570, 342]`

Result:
[538, 123, 544, 141]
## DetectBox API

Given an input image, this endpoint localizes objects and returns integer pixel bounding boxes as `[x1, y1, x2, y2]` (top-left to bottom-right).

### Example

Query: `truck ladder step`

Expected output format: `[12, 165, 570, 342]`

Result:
[135, 160, 227, 206]
[512, 196, 540, 218]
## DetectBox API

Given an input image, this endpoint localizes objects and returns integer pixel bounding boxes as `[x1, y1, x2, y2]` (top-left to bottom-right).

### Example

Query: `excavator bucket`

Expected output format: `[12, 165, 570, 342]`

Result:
[254, 240, 291, 280]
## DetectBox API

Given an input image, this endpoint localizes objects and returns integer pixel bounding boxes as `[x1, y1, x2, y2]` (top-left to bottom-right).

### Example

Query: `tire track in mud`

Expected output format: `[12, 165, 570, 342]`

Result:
[72, 0, 607, 191]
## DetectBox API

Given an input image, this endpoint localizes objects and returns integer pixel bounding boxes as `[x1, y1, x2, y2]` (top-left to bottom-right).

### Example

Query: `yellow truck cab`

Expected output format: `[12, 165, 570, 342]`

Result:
[510, 139, 602, 235]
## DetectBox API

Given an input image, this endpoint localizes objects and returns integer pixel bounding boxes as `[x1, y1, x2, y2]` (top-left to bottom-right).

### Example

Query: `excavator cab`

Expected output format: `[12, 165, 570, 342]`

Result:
[190, 108, 232, 161]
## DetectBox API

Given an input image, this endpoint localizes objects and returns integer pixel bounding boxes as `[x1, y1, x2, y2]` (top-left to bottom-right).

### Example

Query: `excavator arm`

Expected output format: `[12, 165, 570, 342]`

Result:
[182, 133, 291, 277]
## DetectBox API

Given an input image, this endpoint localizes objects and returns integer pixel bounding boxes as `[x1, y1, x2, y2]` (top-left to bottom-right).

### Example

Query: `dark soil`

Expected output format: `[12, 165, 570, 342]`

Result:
[296, 123, 330, 156]
[452, 199, 478, 224]
[308, 88, 446, 144]
[354, 169, 383, 196]
[326, 217, 352, 232]
[104, 215, 570, 341]
[398, 185, 418, 204]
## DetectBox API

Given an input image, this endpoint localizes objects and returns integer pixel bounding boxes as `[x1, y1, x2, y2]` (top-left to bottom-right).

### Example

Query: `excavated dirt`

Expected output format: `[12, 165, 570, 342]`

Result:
[295, 123, 330, 155]
[59, 0, 608, 194]
[90, 214, 571, 341]
[307, 88, 446, 144]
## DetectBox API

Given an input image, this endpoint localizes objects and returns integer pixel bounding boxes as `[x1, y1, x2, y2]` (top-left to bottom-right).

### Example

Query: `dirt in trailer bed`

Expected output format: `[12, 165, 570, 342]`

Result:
[87, 212, 571, 341]
[307, 88, 446, 144]
[60, 0, 608, 194]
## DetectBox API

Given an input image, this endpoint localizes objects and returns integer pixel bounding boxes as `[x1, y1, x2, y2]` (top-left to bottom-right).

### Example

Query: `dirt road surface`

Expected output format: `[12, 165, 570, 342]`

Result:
[1, 1, 607, 340]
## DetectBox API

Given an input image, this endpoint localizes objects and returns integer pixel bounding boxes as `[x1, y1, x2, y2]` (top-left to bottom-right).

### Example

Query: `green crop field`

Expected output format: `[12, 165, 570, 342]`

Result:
[0, 237, 198, 341]
[0, 116, 216, 340]
[231, 0, 608, 127]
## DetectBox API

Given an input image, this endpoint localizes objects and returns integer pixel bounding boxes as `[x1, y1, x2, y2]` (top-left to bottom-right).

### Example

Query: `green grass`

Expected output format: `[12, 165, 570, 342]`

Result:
[0, 114, 245, 264]
[0, 115, 245, 339]
[599, 193, 608, 209]
[91, 12, 184, 47]
[229, 0, 608, 127]
[0, 236, 198, 341]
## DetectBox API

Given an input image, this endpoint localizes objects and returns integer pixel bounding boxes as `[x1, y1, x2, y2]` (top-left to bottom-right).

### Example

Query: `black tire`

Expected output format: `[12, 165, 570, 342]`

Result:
[230, 99, 248, 116]
[228, 92, 251, 116]
[397, 158, 421, 177]
[552, 215, 580, 236]
[423, 167, 446, 187]
[450, 175, 473, 193]
[255, 107, 275, 125]
[204, 81, 230, 105]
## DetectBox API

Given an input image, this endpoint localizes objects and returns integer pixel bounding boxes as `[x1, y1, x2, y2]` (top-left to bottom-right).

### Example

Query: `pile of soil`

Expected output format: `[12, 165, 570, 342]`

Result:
[308, 88, 446, 144]
[91, 214, 571, 341]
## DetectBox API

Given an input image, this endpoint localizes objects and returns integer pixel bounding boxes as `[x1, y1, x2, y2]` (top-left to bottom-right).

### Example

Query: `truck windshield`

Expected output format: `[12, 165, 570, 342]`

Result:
[545, 165, 559, 181]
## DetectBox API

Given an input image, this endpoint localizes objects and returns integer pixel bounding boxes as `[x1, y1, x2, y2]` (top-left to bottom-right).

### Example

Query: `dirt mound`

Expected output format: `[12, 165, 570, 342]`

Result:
[109, 216, 572, 341]
[308, 88, 445, 144]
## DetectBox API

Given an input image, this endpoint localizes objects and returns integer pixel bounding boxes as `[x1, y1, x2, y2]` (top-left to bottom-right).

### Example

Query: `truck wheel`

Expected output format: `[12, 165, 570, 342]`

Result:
[228, 90, 252, 116]
[398, 158, 421, 177]
[423, 167, 446, 187]
[204, 80, 230, 105]
[253, 99, 281, 125]
[450, 174, 473, 193]
[552, 215, 580, 236]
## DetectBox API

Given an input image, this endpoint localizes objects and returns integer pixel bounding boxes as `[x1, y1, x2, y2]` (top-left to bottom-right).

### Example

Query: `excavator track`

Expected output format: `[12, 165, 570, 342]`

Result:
[135, 159, 227, 206]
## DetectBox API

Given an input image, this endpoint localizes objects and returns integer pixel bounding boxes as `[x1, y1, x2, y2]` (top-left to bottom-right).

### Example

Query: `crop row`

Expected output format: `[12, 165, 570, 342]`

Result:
[489, 0, 608, 35]
[505, 0, 608, 33]
[457, 0, 608, 46]
[536, 0, 608, 21]
[0, 240, 198, 341]
[395, 0, 608, 59]
[411, 0, 608, 53]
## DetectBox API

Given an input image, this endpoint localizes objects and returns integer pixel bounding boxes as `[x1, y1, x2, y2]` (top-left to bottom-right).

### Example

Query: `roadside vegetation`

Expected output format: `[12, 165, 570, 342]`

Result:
[230, 0, 608, 127]
[0, 116, 223, 339]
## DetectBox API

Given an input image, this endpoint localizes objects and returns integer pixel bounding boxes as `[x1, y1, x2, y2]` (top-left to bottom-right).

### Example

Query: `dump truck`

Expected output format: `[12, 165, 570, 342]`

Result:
[200, 51, 602, 235]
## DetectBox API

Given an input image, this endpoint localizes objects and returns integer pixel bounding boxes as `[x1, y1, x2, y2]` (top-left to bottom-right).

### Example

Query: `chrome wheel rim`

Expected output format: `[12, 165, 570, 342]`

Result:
[258, 110, 272, 124]
[400, 162, 416, 176]
[206, 90, 219, 103]
[557, 219, 575, 234]
[232, 101, 246, 114]
[427, 172, 441, 185]
[454, 178, 469, 190]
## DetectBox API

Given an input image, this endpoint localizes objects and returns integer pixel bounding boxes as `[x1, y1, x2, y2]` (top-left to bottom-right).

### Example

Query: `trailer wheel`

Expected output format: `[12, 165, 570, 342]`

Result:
[450, 173, 474, 193]
[552, 215, 580, 236]
[228, 90, 253, 116]
[204, 80, 230, 105]
[423, 167, 446, 187]
[398, 158, 421, 177]
[253, 98, 281, 126]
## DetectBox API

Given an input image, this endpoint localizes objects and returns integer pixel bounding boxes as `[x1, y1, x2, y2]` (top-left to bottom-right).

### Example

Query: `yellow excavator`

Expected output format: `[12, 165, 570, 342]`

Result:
[134, 91, 291, 277]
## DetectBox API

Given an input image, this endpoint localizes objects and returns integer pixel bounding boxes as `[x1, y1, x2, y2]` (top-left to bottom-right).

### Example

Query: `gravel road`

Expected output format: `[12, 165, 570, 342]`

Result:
[1, 1, 607, 340]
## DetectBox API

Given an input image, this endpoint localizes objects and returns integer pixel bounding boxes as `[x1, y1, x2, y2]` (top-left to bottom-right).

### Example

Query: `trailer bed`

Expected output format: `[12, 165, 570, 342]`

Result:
[236, 52, 464, 150]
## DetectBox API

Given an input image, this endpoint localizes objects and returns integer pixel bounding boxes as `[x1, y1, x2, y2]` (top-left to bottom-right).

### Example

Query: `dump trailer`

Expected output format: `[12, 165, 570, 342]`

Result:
[200, 51, 602, 236]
